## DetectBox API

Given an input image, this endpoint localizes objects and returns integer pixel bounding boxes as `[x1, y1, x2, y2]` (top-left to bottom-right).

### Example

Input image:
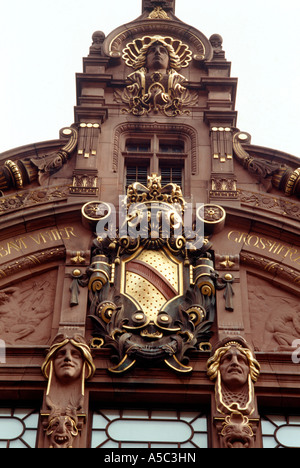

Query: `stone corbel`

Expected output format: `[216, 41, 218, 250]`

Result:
[41, 334, 95, 448]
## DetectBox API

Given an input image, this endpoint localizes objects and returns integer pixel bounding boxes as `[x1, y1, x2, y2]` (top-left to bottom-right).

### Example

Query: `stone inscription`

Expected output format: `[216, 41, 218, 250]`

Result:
[228, 230, 300, 267]
[0, 227, 77, 259]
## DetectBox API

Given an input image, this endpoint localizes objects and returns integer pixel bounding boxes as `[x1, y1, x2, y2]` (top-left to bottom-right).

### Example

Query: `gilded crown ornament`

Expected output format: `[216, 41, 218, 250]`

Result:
[126, 173, 185, 209]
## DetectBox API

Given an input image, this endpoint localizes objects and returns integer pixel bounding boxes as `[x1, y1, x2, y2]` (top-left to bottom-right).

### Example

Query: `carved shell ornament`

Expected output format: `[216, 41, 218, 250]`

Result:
[122, 35, 193, 70]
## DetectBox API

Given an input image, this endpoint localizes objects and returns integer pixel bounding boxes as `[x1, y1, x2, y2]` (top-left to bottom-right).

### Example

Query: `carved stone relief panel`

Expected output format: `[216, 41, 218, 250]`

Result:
[247, 273, 300, 352]
[0, 269, 57, 345]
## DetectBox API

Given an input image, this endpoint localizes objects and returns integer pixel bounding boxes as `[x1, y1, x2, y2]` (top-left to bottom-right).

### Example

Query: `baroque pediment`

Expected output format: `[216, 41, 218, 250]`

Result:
[102, 10, 213, 64]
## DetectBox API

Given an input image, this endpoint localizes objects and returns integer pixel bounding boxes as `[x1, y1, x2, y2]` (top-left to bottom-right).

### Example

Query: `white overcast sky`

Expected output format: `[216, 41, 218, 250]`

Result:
[0, 0, 299, 157]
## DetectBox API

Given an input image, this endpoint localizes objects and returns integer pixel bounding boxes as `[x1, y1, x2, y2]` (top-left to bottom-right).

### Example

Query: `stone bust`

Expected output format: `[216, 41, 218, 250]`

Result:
[116, 35, 197, 116]
[89, 30, 105, 55]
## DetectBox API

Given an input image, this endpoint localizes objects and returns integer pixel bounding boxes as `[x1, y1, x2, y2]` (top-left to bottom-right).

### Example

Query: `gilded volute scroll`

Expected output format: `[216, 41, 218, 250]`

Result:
[233, 131, 300, 197]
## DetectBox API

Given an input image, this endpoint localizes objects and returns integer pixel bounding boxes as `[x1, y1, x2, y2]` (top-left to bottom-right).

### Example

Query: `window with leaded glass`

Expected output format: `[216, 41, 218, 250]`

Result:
[0, 408, 39, 448]
[122, 135, 187, 194]
[91, 409, 208, 449]
[261, 414, 300, 448]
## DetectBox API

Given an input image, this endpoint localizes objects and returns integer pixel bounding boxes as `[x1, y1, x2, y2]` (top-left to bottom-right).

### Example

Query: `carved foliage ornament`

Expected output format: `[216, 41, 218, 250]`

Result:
[82, 175, 226, 374]
[148, 6, 170, 20]
[115, 35, 197, 116]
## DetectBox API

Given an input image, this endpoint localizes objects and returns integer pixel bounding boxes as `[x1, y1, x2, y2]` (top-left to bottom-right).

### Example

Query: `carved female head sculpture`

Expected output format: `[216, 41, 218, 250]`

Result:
[123, 35, 191, 72]
[207, 337, 260, 415]
[146, 41, 170, 73]
[137, 38, 178, 72]
[42, 334, 95, 448]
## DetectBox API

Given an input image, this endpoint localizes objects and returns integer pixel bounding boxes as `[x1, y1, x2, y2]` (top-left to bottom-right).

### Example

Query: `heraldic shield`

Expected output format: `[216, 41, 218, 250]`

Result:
[82, 174, 225, 374]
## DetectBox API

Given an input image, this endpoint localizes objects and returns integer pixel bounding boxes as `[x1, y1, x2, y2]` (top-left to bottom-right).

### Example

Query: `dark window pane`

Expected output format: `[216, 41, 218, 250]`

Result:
[126, 165, 148, 188]
[160, 166, 182, 187]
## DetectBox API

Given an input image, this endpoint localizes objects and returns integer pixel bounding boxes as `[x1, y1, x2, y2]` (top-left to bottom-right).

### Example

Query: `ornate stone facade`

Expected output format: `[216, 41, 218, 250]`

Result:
[0, 0, 299, 450]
